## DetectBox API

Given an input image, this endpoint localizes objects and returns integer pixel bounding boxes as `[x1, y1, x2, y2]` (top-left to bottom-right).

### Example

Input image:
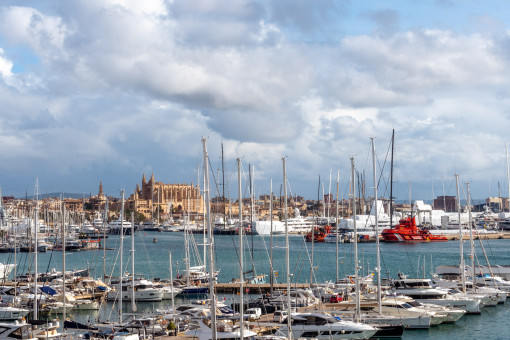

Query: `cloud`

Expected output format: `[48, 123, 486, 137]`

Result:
[0, 1, 510, 198]
[0, 48, 13, 78]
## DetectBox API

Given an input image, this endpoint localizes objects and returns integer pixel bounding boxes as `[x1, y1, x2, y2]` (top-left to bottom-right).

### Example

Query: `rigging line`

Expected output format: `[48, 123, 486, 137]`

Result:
[207, 155, 221, 199]
[464, 184, 498, 273]
[475, 230, 498, 284]
[300, 236, 317, 284]
[42, 233, 59, 285]
[291, 242, 305, 285]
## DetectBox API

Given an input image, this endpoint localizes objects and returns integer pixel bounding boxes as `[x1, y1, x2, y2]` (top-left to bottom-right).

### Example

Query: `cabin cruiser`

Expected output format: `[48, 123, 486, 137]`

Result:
[80, 220, 98, 236]
[277, 312, 377, 340]
[433, 278, 505, 305]
[390, 276, 481, 314]
[153, 283, 182, 299]
[107, 219, 132, 235]
[92, 214, 104, 228]
[107, 278, 164, 302]
[0, 321, 36, 339]
[178, 265, 219, 285]
[185, 318, 257, 340]
[335, 299, 433, 328]
[0, 305, 30, 320]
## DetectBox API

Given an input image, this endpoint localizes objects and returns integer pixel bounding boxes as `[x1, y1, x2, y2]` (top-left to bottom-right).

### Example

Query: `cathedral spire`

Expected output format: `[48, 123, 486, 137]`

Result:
[98, 181, 104, 197]
[142, 173, 147, 185]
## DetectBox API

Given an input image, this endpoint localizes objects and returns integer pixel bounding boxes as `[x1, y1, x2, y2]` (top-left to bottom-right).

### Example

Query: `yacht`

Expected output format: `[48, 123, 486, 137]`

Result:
[338, 200, 393, 235]
[391, 276, 481, 314]
[284, 208, 314, 234]
[107, 278, 164, 302]
[0, 322, 36, 339]
[107, 218, 132, 235]
[335, 299, 433, 328]
[185, 318, 257, 340]
[0, 305, 30, 320]
[251, 220, 284, 236]
[277, 312, 377, 340]
[178, 265, 219, 285]
[92, 214, 104, 228]
[80, 220, 97, 236]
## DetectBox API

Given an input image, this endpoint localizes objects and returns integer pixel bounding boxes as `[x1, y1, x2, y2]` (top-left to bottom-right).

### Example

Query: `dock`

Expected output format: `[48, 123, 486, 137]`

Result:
[351, 232, 510, 242]
[214, 283, 310, 294]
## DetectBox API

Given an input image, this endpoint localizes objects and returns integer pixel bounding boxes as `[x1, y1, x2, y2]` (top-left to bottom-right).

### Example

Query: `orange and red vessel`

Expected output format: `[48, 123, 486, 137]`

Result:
[305, 225, 332, 242]
[381, 216, 447, 242]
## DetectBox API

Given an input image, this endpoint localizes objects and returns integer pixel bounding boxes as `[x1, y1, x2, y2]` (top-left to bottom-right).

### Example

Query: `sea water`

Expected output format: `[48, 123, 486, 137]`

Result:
[3, 231, 510, 339]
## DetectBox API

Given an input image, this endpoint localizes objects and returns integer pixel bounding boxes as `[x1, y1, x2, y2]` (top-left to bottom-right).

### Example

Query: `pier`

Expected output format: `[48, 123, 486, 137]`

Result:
[350, 232, 510, 242]
[214, 283, 310, 294]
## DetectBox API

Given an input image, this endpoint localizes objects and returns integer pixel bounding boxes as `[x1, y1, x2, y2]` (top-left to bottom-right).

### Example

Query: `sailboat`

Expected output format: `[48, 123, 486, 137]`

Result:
[276, 158, 377, 340]
[185, 138, 256, 339]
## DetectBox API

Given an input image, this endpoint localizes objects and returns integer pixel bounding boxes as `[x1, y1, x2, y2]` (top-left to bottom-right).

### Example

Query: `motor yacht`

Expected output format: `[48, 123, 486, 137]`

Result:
[106, 278, 163, 302]
[277, 312, 377, 340]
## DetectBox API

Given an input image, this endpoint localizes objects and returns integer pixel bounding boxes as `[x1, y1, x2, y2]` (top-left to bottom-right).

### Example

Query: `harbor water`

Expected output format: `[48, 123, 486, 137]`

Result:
[2, 231, 510, 339]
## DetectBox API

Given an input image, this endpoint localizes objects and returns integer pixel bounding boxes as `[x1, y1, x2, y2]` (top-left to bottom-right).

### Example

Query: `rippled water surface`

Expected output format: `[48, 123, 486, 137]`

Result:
[2, 231, 510, 339]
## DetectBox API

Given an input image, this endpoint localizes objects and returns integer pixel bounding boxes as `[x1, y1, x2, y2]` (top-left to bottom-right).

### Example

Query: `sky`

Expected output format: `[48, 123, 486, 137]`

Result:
[1, 0, 510, 202]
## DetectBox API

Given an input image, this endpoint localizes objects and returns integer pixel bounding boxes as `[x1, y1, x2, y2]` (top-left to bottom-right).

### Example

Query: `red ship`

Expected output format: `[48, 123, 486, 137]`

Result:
[381, 216, 448, 242]
[305, 225, 332, 242]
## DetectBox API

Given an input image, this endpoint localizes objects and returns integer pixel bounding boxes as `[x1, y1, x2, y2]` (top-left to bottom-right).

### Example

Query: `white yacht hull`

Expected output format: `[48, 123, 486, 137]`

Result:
[107, 289, 164, 302]
[251, 221, 285, 236]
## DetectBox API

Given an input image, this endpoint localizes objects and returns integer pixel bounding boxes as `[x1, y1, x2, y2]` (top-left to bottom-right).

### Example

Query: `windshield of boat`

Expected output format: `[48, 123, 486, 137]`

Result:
[290, 315, 337, 325]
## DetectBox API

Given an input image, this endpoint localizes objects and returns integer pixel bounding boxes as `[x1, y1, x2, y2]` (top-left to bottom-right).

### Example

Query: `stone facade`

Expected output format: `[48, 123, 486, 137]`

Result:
[127, 173, 204, 220]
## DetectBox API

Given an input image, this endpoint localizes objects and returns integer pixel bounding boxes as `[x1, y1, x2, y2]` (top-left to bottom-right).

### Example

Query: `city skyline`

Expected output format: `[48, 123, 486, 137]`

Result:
[1, 1, 510, 200]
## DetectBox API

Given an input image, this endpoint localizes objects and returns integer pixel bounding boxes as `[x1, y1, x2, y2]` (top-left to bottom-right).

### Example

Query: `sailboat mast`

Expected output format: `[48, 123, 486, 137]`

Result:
[200, 164, 206, 268]
[202, 137, 217, 340]
[157, 191, 160, 225]
[169, 251, 175, 321]
[185, 209, 190, 287]
[103, 198, 108, 282]
[270, 179, 274, 293]
[119, 189, 125, 321]
[371, 138, 382, 314]
[351, 157, 360, 321]
[455, 175, 466, 293]
[151, 180, 154, 225]
[466, 182, 476, 293]
[237, 158, 244, 339]
[506, 142, 510, 213]
[33, 178, 39, 320]
[336, 170, 339, 282]
[328, 170, 332, 221]
[389, 129, 394, 227]
[222, 144, 226, 231]
[311, 176, 320, 284]
[62, 195, 66, 322]
[249, 164, 254, 266]
[282, 157, 292, 337]
[131, 211, 136, 313]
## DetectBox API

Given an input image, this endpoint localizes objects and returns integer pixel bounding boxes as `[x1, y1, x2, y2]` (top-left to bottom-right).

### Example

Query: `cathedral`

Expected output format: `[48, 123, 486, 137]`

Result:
[127, 173, 204, 220]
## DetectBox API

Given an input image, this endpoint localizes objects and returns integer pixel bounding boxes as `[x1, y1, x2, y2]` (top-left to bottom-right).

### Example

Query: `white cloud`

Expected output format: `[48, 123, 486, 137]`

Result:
[0, 48, 13, 79]
[0, 1, 510, 198]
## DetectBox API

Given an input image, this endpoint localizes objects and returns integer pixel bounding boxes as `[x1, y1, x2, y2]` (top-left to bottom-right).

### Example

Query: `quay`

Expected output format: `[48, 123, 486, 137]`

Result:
[348, 232, 510, 243]
[214, 283, 310, 294]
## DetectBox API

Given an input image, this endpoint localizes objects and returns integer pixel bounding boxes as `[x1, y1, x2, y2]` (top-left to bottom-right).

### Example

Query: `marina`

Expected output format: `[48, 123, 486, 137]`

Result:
[0, 229, 509, 339]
